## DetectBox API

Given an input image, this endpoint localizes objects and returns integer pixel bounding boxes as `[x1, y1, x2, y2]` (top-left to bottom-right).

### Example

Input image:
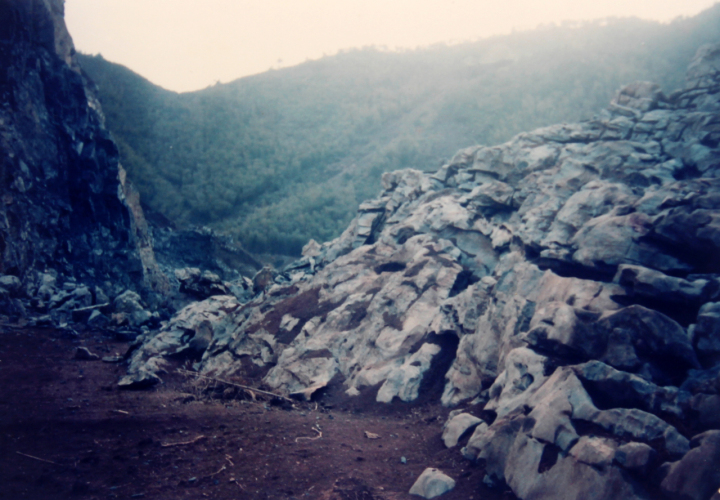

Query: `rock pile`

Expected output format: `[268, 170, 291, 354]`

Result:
[128, 45, 720, 498]
[152, 226, 261, 283]
[0, 268, 162, 338]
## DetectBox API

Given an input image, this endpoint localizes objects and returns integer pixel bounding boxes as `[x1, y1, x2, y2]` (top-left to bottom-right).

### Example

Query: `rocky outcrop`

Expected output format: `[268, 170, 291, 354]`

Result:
[0, 0, 163, 302]
[128, 44, 720, 498]
[151, 225, 261, 284]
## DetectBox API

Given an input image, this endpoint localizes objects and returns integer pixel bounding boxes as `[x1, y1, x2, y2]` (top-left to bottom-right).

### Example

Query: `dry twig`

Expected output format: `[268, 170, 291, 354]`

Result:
[16, 451, 57, 465]
[295, 426, 322, 443]
[208, 465, 226, 477]
[177, 369, 292, 402]
[160, 435, 206, 448]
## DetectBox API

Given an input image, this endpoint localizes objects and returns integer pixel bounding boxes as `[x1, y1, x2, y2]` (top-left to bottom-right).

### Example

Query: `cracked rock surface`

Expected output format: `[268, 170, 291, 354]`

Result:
[129, 43, 720, 498]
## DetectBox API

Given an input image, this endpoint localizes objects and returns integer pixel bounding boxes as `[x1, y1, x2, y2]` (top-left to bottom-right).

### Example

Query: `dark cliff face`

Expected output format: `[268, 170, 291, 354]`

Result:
[0, 0, 150, 288]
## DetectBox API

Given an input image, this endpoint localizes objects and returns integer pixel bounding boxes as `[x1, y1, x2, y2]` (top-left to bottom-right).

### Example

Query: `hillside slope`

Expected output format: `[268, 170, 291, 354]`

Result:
[128, 42, 720, 499]
[79, 7, 720, 255]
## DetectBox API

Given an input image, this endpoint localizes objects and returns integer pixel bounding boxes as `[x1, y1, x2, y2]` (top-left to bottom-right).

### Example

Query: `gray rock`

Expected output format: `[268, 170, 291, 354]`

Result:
[484, 347, 550, 419]
[126, 295, 242, 381]
[376, 343, 442, 403]
[48, 291, 72, 310]
[71, 286, 93, 308]
[87, 309, 109, 327]
[113, 290, 144, 314]
[94, 286, 109, 305]
[130, 309, 153, 327]
[591, 408, 689, 458]
[569, 436, 616, 468]
[689, 393, 720, 430]
[614, 264, 710, 304]
[508, 450, 648, 500]
[660, 430, 720, 500]
[595, 305, 700, 385]
[573, 360, 689, 420]
[118, 370, 161, 390]
[681, 365, 720, 395]
[252, 266, 275, 293]
[409, 468, 455, 499]
[694, 302, 720, 364]
[0, 276, 22, 295]
[523, 301, 598, 359]
[611, 81, 666, 112]
[652, 206, 720, 258]
[614, 442, 656, 475]
[442, 413, 482, 448]
[175, 267, 230, 298]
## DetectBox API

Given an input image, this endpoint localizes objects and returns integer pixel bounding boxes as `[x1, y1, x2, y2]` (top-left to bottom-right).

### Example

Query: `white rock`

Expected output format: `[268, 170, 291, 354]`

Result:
[442, 413, 482, 448]
[409, 468, 456, 499]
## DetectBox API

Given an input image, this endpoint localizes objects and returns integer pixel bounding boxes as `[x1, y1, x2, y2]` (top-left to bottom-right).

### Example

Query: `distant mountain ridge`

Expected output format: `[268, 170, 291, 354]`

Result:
[79, 5, 720, 256]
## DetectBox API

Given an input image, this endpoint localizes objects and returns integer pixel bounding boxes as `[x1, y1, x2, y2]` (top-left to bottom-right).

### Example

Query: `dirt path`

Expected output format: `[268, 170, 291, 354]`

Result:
[0, 326, 513, 500]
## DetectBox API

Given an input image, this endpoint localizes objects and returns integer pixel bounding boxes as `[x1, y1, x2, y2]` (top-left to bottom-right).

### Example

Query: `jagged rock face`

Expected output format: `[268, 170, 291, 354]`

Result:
[152, 226, 261, 282]
[0, 0, 155, 289]
[129, 44, 720, 498]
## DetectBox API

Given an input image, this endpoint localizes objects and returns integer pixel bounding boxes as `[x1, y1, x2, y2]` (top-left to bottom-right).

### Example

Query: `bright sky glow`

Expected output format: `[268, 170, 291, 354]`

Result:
[65, 0, 719, 93]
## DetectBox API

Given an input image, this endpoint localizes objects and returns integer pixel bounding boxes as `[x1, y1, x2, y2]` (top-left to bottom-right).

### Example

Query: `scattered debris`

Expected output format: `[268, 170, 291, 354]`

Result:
[178, 369, 292, 402]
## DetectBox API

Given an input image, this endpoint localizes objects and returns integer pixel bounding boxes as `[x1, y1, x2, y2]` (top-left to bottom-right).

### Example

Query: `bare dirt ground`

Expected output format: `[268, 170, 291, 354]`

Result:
[0, 325, 516, 500]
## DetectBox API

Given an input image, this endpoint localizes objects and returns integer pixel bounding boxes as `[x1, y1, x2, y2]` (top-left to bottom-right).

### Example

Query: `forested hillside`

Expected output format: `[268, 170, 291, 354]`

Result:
[78, 5, 720, 256]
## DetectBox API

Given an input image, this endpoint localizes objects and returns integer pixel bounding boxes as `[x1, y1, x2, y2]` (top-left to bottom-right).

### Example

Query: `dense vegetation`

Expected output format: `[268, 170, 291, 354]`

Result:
[79, 6, 720, 256]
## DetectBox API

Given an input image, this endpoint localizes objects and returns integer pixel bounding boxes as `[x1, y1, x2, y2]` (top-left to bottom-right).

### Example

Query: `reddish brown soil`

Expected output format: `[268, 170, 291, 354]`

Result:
[0, 325, 515, 500]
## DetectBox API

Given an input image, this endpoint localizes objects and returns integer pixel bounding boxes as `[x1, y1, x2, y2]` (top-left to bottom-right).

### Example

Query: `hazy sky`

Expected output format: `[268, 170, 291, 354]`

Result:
[65, 0, 718, 93]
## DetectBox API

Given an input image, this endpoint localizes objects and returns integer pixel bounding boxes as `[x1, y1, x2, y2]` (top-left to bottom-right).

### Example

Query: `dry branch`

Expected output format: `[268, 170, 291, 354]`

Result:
[160, 435, 206, 448]
[16, 451, 57, 465]
[177, 368, 293, 402]
[295, 426, 322, 443]
[208, 465, 226, 477]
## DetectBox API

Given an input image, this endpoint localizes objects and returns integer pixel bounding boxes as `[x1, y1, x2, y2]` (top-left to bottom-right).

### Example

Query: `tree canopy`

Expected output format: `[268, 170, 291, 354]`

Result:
[78, 7, 720, 256]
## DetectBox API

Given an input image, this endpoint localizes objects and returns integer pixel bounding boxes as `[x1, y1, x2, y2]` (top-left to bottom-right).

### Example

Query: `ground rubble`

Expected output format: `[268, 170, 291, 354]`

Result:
[124, 44, 720, 498]
[0, 260, 262, 352]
